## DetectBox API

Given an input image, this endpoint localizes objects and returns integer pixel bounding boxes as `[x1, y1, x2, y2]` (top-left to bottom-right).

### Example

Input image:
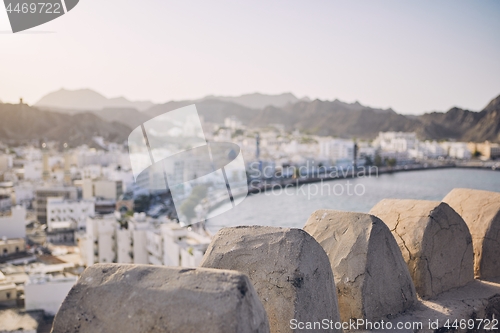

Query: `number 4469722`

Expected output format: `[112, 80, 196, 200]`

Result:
[6, 3, 62, 14]
[444, 318, 498, 330]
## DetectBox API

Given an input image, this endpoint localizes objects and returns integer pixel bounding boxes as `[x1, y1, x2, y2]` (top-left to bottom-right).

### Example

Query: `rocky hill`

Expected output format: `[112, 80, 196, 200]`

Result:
[0, 103, 131, 146]
[146, 94, 500, 142]
[1, 93, 499, 145]
[35, 88, 155, 112]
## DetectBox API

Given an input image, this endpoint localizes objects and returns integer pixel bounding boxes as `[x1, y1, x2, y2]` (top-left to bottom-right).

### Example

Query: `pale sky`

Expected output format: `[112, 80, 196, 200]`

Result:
[1, 0, 499, 114]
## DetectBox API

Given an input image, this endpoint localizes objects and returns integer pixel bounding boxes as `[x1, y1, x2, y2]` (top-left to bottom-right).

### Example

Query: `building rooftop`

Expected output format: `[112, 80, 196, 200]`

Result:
[0, 238, 24, 246]
[0, 309, 41, 332]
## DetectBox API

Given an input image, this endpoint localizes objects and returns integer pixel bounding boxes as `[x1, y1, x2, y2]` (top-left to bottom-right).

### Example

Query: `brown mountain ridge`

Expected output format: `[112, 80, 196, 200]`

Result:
[0, 93, 498, 146]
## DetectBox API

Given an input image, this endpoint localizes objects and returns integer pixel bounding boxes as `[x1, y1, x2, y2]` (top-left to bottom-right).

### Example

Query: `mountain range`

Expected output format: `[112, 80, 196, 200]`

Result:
[0, 103, 130, 147]
[34, 89, 308, 113]
[35, 89, 155, 112]
[0, 89, 498, 146]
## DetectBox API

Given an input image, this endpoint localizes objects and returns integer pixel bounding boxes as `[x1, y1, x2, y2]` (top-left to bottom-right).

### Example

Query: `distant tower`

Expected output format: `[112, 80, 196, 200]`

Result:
[19, 98, 23, 105]
[353, 142, 358, 169]
[255, 133, 260, 160]
[63, 143, 71, 186]
[42, 143, 50, 181]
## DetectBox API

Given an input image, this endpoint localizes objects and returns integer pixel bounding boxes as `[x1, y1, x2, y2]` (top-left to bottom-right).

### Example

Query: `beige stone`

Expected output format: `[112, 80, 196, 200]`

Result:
[51, 264, 270, 333]
[304, 210, 417, 322]
[382, 278, 500, 333]
[200, 226, 341, 333]
[370, 199, 474, 299]
[443, 188, 500, 280]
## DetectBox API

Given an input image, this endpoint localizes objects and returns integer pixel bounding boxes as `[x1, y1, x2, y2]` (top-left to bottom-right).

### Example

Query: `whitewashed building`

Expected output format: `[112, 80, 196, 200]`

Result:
[373, 132, 418, 153]
[0, 206, 26, 239]
[82, 179, 123, 200]
[84, 214, 117, 266]
[14, 183, 34, 207]
[24, 273, 77, 315]
[47, 198, 95, 232]
[440, 142, 472, 159]
[147, 223, 210, 268]
[80, 213, 211, 268]
[319, 138, 355, 163]
[0, 195, 11, 212]
[0, 154, 13, 173]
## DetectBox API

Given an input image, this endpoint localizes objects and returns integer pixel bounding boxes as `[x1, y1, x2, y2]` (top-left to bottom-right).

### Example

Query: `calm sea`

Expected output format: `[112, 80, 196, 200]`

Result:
[206, 168, 500, 233]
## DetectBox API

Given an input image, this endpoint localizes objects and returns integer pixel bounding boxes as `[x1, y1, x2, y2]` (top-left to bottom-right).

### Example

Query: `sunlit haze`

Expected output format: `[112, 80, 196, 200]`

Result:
[1, 0, 499, 114]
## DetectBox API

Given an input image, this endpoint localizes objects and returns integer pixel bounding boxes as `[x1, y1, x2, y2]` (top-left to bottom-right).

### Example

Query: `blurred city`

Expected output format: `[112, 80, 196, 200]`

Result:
[1, 90, 500, 329]
[1, 0, 500, 330]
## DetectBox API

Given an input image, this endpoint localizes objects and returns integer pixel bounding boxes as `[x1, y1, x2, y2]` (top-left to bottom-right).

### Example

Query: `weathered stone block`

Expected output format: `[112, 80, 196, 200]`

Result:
[443, 188, 500, 280]
[304, 210, 417, 322]
[51, 264, 270, 333]
[200, 226, 341, 333]
[382, 278, 500, 333]
[370, 199, 474, 299]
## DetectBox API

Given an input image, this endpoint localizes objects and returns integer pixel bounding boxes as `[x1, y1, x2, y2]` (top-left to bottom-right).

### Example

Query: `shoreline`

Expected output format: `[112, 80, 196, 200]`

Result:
[247, 161, 500, 195]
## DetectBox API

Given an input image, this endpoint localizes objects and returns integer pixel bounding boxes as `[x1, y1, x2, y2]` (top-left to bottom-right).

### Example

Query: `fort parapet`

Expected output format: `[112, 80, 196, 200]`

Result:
[370, 199, 474, 298]
[52, 188, 500, 333]
[443, 188, 500, 280]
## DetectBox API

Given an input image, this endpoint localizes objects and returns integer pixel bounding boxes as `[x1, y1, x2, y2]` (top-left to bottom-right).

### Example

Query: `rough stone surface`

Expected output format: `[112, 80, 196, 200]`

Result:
[370, 199, 474, 299]
[200, 226, 341, 333]
[367, 278, 500, 333]
[304, 210, 418, 322]
[51, 264, 270, 333]
[443, 188, 500, 280]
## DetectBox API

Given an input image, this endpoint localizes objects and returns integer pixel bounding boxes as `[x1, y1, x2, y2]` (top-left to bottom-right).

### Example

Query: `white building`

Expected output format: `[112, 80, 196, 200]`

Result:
[357, 142, 377, 161]
[156, 223, 210, 267]
[82, 179, 123, 200]
[224, 117, 243, 130]
[127, 214, 150, 264]
[409, 140, 447, 159]
[145, 223, 210, 268]
[24, 273, 77, 315]
[47, 198, 95, 231]
[319, 139, 355, 163]
[0, 195, 11, 212]
[115, 227, 133, 264]
[23, 161, 43, 180]
[374, 132, 418, 153]
[0, 154, 13, 173]
[81, 164, 103, 180]
[15, 146, 42, 162]
[14, 183, 34, 206]
[80, 213, 210, 268]
[282, 138, 320, 164]
[0, 206, 27, 239]
[74, 148, 129, 169]
[441, 142, 472, 159]
[35, 186, 78, 224]
[0, 238, 25, 256]
[84, 214, 117, 266]
[422, 141, 447, 159]
[0, 271, 17, 303]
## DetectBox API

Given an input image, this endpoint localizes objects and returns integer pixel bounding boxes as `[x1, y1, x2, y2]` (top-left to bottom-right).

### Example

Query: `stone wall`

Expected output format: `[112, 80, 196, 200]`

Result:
[443, 188, 500, 280]
[52, 188, 500, 333]
[200, 226, 342, 333]
[370, 199, 474, 299]
[304, 210, 417, 322]
[51, 264, 270, 333]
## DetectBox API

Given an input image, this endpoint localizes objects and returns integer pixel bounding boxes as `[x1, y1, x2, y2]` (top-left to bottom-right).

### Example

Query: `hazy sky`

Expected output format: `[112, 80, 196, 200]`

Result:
[1, 0, 499, 114]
